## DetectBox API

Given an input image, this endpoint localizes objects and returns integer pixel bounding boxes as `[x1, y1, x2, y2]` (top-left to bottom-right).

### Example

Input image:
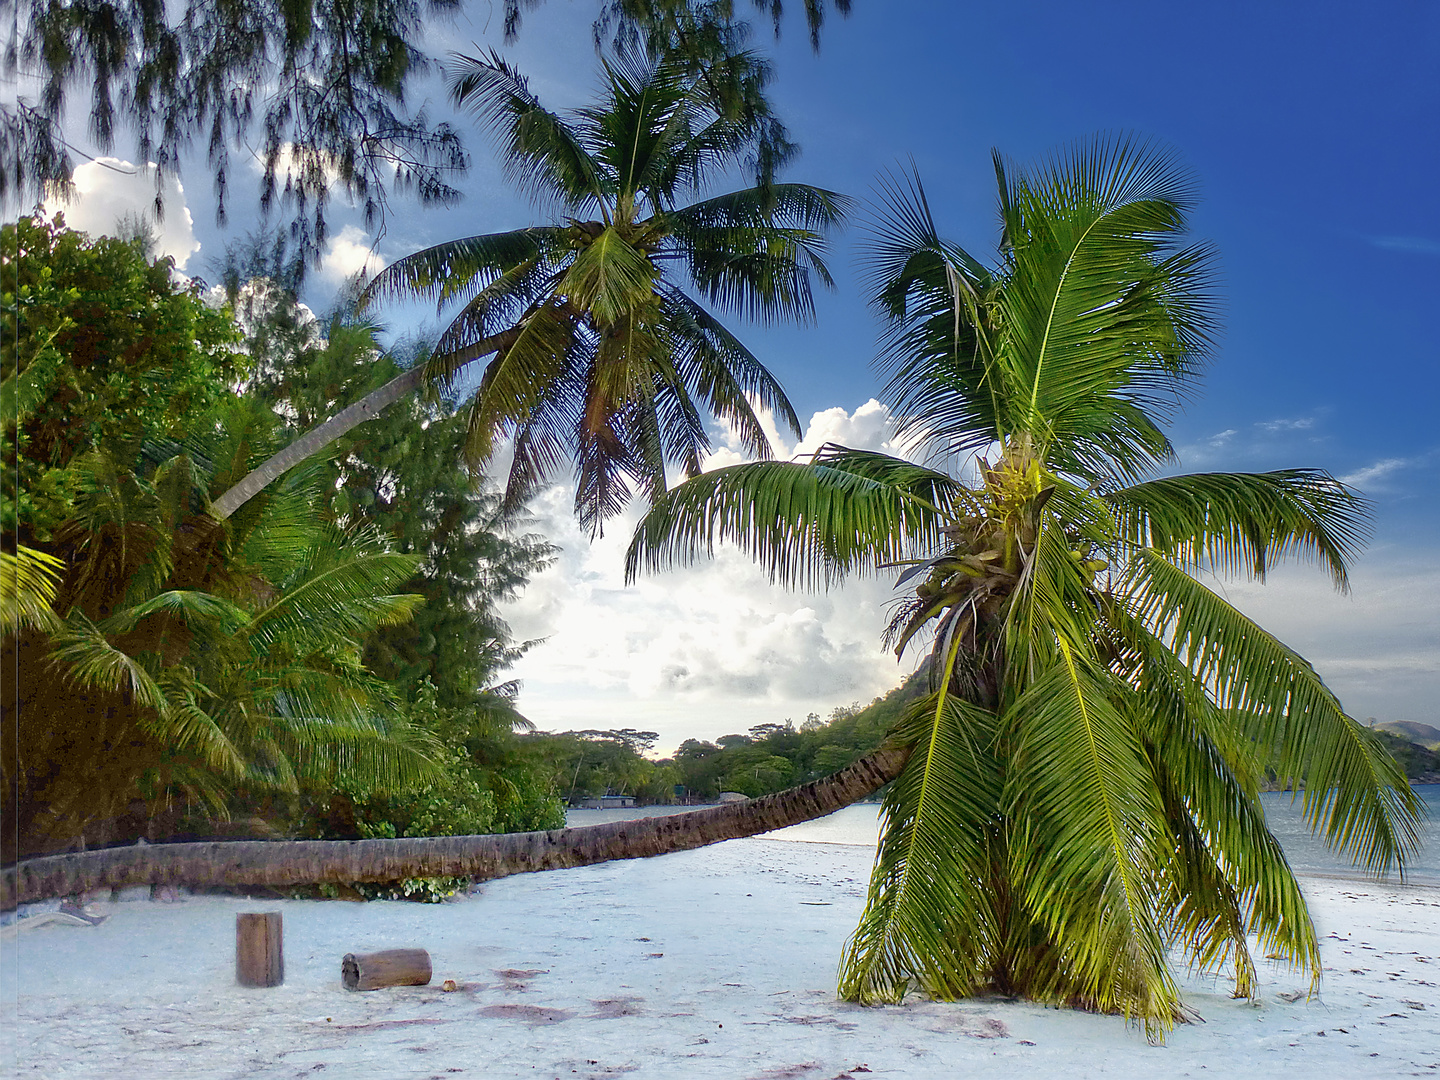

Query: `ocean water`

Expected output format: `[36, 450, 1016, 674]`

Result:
[571, 784, 1440, 887]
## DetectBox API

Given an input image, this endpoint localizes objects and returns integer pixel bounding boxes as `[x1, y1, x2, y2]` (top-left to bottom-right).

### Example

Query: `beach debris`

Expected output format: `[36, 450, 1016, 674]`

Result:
[236, 911, 284, 988]
[341, 948, 432, 991]
[441, 980, 458, 992]
[1276, 990, 1306, 1003]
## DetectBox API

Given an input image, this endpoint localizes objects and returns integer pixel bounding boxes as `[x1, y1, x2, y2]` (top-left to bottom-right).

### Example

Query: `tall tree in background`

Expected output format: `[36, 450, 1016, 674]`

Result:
[232, 278, 556, 712]
[626, 139, 1423, 1034]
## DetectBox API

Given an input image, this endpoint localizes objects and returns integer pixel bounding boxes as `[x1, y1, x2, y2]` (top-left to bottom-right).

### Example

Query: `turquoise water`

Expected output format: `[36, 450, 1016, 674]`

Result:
[567, 785, 1439, 886]
[764, 784, 1440, 887]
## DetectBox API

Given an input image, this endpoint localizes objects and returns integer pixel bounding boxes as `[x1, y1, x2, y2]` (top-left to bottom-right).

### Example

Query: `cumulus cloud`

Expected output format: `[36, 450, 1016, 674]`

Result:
[500, 399, 924, 754]
[42, 158, 201, 269]
[316, 225, 386, 286]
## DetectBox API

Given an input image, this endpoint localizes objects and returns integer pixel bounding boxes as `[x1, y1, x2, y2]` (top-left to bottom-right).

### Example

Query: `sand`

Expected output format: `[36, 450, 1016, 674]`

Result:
[3, 833, 1439, 1079]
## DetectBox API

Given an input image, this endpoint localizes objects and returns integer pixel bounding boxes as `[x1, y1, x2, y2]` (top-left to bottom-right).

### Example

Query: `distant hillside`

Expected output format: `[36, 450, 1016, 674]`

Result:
[1375, 720, 1440, 750]
[1371, 731, 1440, 783]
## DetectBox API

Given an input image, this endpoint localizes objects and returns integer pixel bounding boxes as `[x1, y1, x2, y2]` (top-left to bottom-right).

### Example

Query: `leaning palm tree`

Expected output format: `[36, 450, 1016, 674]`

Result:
[214, 48, 844, 533]
[623, 138, 1423, 1036]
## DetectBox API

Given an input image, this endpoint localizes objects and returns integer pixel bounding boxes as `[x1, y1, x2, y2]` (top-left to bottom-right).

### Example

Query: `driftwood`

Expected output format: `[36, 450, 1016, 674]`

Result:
[342, 948, 432, 990]
[236, 911, 283, 987]
[1, 748, 910, 908]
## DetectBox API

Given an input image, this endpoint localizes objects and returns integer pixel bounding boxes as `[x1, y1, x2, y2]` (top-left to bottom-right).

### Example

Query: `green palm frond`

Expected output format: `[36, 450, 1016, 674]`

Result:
[47, 612, 171, 714]
[1109, 470, 1369, 591]
[463, 301, 579, 466]
[988, 139, 1219, 482]
[625, 447, 961, 589]
[98, 589, 248, 638]
[447, 50, 610, 210]
[1, 546, 64, 633]
[839, 691, 1002, 1003]
[359, 228, 565, 313]
[1130, 551, 1422, 874]
[669, 184, 847, 324]
[1007, 649, 1178, 1031]
[659, 285, 801, 450]
[245, 534, 426, 653]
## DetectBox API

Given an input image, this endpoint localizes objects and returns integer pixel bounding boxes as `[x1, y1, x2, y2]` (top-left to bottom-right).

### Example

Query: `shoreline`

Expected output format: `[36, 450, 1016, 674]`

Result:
[4, 833, 1438, 1079]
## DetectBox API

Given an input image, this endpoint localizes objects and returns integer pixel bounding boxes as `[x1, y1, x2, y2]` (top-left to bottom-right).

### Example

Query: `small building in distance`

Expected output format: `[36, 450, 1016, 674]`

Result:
[578, 794, 637, 809]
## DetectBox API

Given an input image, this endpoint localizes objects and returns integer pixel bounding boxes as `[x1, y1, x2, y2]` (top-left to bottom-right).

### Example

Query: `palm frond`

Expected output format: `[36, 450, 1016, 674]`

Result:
[625, 447, 961, 589]
[447, 50, 610, 210]
[1130, 551, 1423, 875]
[1109, 470, 1369, 591]
[1, 546, 64, 633]
[839, 692, 1002, 1002]
[1007, 650, 1178, 1030]
[359, 228, 565, 313]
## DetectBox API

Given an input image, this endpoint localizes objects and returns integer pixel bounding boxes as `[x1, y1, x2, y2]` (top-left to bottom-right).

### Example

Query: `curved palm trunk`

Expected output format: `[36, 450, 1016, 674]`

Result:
[2, 746, 907, 909]
[211, 334, 511, 521]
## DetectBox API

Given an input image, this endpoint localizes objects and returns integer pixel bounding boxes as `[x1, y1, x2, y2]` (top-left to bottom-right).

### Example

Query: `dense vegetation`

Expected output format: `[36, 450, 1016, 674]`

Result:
[1, 216, 564, 863]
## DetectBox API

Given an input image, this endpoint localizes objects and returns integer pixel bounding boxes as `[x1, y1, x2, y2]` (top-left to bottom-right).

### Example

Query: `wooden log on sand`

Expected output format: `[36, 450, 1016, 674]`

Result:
[342, 948, 432, 991]
[236, 911, 283, 987]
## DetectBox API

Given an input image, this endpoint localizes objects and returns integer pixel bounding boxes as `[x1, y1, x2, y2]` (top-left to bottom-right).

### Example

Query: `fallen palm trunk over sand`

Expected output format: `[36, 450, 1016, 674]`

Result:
[2, 747, 908, 909]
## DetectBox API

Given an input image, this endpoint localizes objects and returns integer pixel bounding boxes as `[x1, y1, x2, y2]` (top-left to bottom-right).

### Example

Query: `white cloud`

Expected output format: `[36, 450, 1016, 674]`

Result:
[1340, 457, 1411, 488]
[42, 158, 201, 269]
[1366, 235, 1440, 257]
[501, 399, 924, 755]
[317, 225, 386, 286]
[1257, 416, 1315, 433]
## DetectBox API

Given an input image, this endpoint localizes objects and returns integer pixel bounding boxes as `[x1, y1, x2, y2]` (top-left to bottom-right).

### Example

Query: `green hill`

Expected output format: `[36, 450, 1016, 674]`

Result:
[1374, 720, 1440, 750]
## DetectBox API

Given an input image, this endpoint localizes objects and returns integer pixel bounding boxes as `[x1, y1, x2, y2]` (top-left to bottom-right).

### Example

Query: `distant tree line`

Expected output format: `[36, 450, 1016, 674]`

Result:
[534, 673, 926, 804]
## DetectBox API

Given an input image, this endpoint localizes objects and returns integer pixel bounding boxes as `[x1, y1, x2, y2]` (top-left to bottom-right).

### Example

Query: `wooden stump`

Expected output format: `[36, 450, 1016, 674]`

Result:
[341, 948, 432, 991]
[235, 911, 284, 987]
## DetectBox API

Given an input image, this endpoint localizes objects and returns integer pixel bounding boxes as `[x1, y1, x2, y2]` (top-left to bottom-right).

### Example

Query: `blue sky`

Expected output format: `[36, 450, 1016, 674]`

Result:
[42, 0, 1440, 749]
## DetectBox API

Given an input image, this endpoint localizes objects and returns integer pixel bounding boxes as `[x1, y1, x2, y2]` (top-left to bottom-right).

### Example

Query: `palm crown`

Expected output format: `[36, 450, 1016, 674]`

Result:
[361, 48, 845, 532]
[627, 137, 1423, 1035]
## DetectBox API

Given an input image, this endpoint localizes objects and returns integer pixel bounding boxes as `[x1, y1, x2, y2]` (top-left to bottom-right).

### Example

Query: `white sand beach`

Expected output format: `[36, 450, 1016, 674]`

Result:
[4, 811, 1439, 1080]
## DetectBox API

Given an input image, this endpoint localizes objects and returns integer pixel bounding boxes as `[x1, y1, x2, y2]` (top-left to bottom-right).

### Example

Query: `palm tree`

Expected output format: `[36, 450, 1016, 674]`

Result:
[3, 404, 439, 861]
[623, 138, 1423, 1035]
[213, 47, 845, 533]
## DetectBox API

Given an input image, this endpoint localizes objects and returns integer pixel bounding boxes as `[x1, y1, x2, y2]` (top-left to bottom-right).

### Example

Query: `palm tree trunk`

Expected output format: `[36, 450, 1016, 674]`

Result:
[210, 333, 513, 521]
[3, 746, 907, 908]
